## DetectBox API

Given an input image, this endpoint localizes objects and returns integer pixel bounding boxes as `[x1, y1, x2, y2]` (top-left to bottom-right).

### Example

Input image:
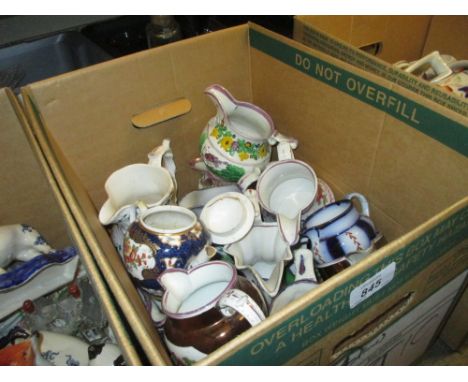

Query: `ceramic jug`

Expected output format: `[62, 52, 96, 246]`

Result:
[99, 139, 177, 256]
[224, 222, 293, 298]
[159, 261, 267, 365]
[123, 205, 208, 296]
[239, 141, 318, 246]
[198, 84, 295, 183]
[301, 193, 381, 265]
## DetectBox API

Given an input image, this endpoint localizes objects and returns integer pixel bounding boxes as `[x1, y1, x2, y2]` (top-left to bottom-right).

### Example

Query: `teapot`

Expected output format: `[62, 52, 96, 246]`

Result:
[301, 193, 381, 265]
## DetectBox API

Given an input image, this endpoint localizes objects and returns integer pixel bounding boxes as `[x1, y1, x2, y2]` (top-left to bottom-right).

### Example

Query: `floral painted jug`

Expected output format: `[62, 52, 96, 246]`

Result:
[198, 84, 295, 183]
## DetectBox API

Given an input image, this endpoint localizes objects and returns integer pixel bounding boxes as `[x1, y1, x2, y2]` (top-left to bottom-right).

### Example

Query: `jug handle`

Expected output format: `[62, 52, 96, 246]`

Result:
[244, 189, 263, 224]
[148, 139, 177, 179]
[344, 192, 370, 217]
[237, 167, 261, 192]
[218, 289, 265, 327]
[276, 141, 295, 161]
[268, 131, 298, 148]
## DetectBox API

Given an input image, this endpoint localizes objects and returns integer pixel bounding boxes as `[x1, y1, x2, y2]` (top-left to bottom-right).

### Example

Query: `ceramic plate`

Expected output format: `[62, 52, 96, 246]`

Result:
[200, 192, 255, 245]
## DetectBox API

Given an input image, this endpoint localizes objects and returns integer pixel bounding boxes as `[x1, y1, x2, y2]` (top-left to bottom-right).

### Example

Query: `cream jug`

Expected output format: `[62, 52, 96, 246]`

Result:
[198, 84, 295, 183]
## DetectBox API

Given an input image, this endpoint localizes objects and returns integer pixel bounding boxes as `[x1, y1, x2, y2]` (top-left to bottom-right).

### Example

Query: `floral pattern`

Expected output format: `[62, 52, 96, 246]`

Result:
[123, 222, 207, 294]
[210, 122, 268, 162]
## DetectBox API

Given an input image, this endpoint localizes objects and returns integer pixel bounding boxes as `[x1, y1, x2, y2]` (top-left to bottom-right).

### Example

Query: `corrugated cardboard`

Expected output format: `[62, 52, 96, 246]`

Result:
[0, 89, 68, 248]
[0, 88, 141, 365]
[293, 16, 432, 64]
[20, 23, 468, 365]
[438, 283, 468, 350]
[334, 270, 467, 365]
[423, 16, 468, 60]
[293, 15, 468, 118]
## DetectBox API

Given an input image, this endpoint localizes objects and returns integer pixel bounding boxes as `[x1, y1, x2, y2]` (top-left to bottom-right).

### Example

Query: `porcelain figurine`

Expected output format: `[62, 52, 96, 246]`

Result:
[123, 205, 208, 295]
[198, 84, 296, 183]
[159, 261, 267, 365]
[0, 224, 54, 272]
[88, 343, 125, 366]
[302, 192, 381, 265]
[36, 331, 123, 366]
[0, 233, 79, 319]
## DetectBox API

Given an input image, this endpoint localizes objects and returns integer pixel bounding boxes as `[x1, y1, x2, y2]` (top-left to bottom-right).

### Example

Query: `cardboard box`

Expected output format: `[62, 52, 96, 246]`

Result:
[0, 88, 142, 365]
[292, 16, 432, 64]
[19, 23, 468, 365]
[334, 270, 467, 365]
[438, 281, 468, 351]
[293, 16, 468, 118]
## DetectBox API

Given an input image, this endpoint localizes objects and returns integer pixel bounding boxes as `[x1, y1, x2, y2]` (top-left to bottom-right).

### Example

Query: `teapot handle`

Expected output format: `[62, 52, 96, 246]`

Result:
[218, 289, 265, 327]
[344, 192, 370, 217]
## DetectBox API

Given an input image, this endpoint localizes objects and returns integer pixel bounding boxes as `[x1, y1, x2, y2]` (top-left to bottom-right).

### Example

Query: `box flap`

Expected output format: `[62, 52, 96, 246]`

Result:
[0, 88, 69, 248]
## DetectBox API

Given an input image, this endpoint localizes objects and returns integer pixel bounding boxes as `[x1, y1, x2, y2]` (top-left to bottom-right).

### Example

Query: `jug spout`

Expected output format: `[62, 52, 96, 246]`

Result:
[277, 213, 301, 246]
[204, 84, 237, 121]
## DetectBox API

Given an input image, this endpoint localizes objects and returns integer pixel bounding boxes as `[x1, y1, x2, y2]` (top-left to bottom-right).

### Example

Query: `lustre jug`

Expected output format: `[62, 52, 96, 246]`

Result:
[198, 84, 295, 183]
[159, 261, 267, 365]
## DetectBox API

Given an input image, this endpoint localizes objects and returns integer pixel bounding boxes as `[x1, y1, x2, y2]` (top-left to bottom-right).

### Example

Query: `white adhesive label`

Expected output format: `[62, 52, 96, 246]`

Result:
[350, 262, 396, 309]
